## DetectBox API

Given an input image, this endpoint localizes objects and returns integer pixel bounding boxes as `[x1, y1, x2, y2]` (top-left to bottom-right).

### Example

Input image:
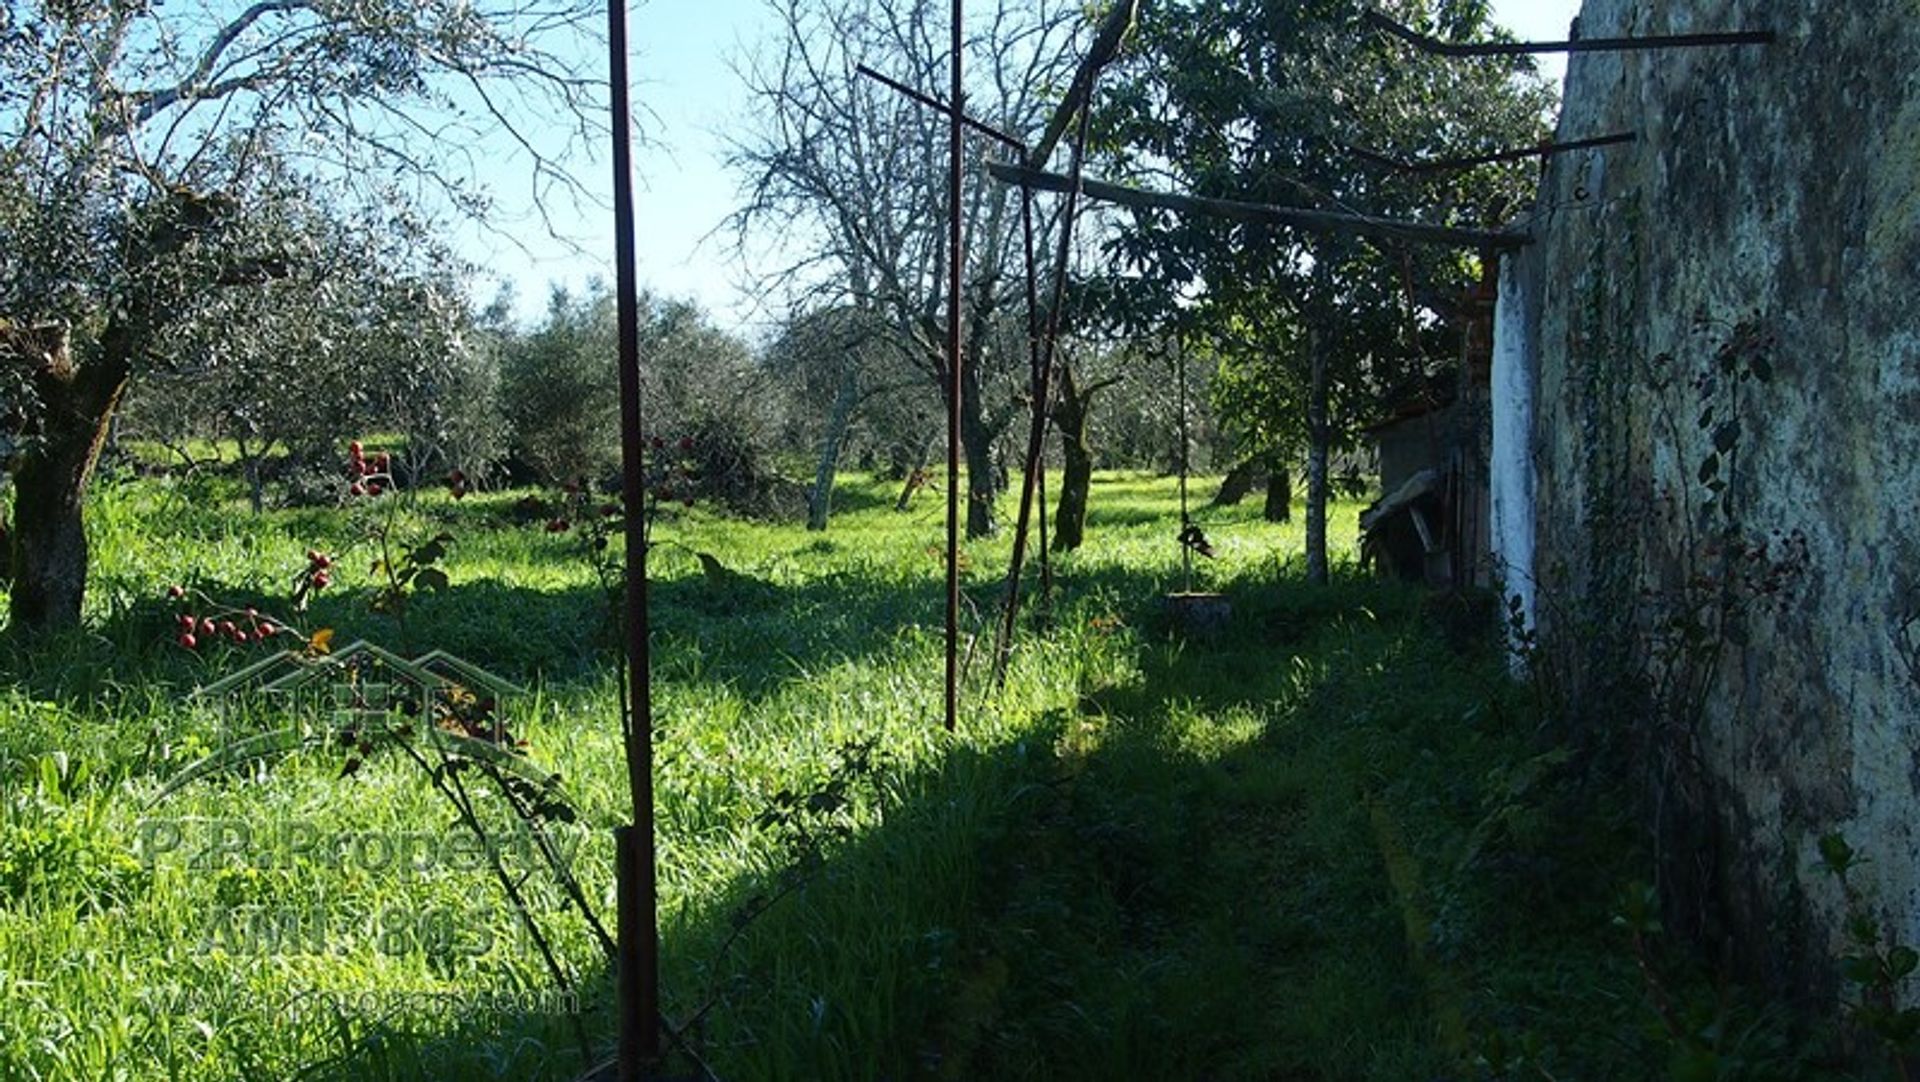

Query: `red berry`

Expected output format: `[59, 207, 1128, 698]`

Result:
[679, 436, 694, 451]
[177, 613, 196, 630]
[178, 633, 198, 650]
[376, 453, 390, 470]
[349, 440, 363, 457]
[546, 519, 569, 533]
[167, 584, 185, 600]
[650, 436, 665, 450]
[199, 618, 216, 637]
[259, 622, 278, 637]
[366, 482, 383, 496]
[218, 620, 237, 637]
[245, 608, 258, 619]
[312, 571, 330, 589]
[683, 497, 695, 508]
[349, 482, 365, 496]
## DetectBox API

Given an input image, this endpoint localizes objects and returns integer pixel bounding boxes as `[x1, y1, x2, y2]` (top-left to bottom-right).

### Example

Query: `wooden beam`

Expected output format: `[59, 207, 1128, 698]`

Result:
[985, 160, 1530, 250]
[1025, 0, 1139, 169]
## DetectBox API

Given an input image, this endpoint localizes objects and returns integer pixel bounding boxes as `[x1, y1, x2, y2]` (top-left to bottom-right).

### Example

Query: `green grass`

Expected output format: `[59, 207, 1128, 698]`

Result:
[0, 469, 1705, 1080]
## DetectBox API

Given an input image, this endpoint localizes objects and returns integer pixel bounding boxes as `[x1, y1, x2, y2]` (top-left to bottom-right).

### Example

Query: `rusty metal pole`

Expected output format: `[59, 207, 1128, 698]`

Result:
[987, 188, 1049, 687]
[943, 0, 964, 733]
[990, 84, 1096, 675]
[609, 0, 660, 1073]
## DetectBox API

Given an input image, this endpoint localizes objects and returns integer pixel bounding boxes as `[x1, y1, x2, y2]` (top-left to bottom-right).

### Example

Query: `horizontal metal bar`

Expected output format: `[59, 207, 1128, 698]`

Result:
[1364, 9, 1774, 56]
[985, 159, 1529, 249]
[853, 63, 1027, 152]
[1347, 132, 1638, 173]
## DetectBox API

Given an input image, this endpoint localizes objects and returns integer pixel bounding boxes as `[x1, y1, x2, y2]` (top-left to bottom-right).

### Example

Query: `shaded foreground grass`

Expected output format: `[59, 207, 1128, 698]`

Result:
[0, 470, 1680, 1079]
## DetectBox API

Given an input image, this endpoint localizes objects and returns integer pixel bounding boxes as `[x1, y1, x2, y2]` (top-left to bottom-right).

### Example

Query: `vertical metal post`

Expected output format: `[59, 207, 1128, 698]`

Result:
[608, 0, 660, 1073]
[988, 189, 1049, 686]
[1002, 86, 1095, 633]
[1177, 342, 1191, 594]
[943, 0, 964, 733]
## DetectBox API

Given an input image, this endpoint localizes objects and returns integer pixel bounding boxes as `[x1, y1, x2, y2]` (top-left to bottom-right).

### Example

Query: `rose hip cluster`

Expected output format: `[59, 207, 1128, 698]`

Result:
[166, 584, 282, 651]
[346, 440, 390, 498]
[307, 549, 333, 588]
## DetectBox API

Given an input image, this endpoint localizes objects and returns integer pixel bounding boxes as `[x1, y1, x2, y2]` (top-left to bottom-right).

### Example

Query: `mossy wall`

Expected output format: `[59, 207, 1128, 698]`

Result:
[1506, 0, 1920, 993]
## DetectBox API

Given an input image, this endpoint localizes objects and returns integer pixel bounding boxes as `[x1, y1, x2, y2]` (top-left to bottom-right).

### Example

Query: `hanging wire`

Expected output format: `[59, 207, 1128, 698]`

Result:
[1173, 335, 1216, 575]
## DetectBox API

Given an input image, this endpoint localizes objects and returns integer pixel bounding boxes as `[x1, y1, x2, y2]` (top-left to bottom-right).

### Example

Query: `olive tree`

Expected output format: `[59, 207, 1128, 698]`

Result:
[496, 283, 768, 489]
[0, 0, 601, 630]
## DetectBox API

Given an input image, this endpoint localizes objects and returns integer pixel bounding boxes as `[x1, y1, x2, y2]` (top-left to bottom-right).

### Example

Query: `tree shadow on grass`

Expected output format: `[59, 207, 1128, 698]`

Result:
[280, 569, 1521, 1082]
[282, 716, 1077, 1081]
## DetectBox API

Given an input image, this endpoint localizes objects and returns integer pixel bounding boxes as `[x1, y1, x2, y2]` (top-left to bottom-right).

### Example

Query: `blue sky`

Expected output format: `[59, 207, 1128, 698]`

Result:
[458, 0, 1582, 334]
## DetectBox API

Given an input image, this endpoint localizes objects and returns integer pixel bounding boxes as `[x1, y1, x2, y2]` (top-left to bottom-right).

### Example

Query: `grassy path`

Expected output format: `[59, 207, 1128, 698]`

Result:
[910, 578, 1547, 1080]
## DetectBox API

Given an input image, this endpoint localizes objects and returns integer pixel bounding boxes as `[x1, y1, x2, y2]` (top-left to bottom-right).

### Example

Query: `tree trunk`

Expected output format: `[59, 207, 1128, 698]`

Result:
[1264, 462, 1292, 523]
[1304, 328, 1330, 585]
[894, 427, 934, 511]
[7, 325, 128, 632]
[960, 362, 996, 539]
[894, 467, 925, 512]
[237, 434, 267, 514]
[1212, 460, 1261, 506]
[807, 369, 861, 531]
[1051, 363, 1093, 552]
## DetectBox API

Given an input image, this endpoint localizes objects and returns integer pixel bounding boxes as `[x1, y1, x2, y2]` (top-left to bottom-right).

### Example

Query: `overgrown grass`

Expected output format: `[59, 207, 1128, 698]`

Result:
[0, 469, 1735, 1080]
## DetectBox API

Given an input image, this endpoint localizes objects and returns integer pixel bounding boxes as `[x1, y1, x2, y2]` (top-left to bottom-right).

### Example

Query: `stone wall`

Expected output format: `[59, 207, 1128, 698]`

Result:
[1496, 0, 1920, 992]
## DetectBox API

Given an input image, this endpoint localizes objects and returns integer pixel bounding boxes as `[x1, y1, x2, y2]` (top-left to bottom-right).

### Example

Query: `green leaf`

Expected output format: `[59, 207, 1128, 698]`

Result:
[414, 568, 449, 592]
[1841, 954, 1880, 985]
[38, 753, 63, 801]
[1889, 945, 1918, 980]
[1697, 454, 1719, 484]
[1712, 420, 1740, 454]
[1819, 832, 1855, 876]
[1850, 912, 1882, 945]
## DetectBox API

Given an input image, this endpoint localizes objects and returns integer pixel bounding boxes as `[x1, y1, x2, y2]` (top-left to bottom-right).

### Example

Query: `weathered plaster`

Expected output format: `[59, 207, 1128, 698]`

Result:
[1504, 0, 1920, 993]
[1490, 254, 1538, 647]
